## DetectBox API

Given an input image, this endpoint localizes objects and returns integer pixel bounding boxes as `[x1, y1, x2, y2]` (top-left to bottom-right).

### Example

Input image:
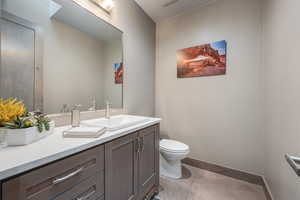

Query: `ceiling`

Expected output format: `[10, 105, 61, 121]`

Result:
[135, 0, 217, 22]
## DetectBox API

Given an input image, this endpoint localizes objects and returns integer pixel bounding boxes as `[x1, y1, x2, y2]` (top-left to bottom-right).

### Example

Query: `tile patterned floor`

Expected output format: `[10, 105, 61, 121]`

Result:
[158, 164, 266, 200]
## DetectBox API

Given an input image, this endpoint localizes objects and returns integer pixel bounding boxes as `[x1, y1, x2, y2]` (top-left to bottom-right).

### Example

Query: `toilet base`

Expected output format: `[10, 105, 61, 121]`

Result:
[160, 154, 182, 179]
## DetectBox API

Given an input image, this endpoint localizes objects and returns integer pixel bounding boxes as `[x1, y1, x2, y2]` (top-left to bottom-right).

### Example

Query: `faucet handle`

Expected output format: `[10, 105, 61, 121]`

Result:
[72, 104, 82, 110]
[106, 101, 111, 106]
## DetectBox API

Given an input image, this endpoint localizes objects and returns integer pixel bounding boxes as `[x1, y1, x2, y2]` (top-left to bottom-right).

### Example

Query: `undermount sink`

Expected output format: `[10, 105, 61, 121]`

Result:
[82, 115, 150, 131]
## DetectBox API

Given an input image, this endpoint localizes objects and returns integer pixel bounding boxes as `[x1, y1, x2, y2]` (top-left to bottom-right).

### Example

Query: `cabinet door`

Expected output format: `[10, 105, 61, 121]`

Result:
[138, 125, 159, 199]
[105, 133, 139, 200]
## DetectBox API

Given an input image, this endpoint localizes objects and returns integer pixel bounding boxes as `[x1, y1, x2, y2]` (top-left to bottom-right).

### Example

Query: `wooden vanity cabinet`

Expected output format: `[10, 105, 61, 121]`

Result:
[2, 146, 105, 200]
[105, 125, 160, 200]
[138, 125, 160, 200]
[105, 132, 139, 200]
[0, 124, 160, 200]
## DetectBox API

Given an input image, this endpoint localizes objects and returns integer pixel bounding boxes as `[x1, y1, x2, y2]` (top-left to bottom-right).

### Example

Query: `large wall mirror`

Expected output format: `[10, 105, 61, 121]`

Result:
[0, 0, 123, 114]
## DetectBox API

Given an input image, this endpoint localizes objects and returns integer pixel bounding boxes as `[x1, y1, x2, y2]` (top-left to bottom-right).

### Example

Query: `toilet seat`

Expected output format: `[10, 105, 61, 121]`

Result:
[160, 139, 189, 153]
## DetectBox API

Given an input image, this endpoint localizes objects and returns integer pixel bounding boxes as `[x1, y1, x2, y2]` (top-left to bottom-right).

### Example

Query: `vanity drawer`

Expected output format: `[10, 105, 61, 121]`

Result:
[2, 145, 104, 200]
[54, 172, 104, 200]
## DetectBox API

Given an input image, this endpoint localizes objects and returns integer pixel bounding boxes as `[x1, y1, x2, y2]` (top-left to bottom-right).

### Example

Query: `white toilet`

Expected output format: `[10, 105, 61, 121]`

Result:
[160, 139, 190, 179]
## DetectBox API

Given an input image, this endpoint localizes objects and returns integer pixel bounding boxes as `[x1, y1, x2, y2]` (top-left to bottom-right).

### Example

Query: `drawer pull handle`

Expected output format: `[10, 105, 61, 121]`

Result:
[53, 167, 84, 185]
[76, 189, 96, 200]
[136, 138, 140, 153]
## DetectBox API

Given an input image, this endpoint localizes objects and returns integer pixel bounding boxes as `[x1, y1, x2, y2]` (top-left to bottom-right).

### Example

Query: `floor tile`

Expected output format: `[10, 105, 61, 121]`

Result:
[158, 164, 266, 200]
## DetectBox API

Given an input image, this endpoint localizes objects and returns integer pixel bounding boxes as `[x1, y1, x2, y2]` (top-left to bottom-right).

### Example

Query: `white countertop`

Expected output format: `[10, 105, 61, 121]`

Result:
[0, 116, 161, 181]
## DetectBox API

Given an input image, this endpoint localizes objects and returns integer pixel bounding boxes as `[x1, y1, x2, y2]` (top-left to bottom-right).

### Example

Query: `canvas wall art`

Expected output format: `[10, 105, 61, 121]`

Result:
[177, 40, 227, 78]
[114, 63, 123, 84]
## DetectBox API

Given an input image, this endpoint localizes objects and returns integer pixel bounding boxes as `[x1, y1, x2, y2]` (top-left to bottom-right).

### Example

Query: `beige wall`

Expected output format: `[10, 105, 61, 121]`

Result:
[73, 0, 156, 116]
[156, 0, 265, 175]
[263, 0, 300, 199]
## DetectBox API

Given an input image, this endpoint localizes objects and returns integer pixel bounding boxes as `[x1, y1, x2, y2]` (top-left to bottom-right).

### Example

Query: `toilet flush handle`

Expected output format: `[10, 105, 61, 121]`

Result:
[285, 154, 300, 176]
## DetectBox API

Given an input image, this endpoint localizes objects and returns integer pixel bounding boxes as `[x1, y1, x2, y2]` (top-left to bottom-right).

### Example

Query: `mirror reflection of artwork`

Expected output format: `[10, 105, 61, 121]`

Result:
[177, 40, 227, 78]
[114, 63, 123, 84]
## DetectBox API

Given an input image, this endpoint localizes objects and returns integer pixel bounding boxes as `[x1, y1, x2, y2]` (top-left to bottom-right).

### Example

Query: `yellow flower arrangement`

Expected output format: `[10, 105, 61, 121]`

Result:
[0, 98, 25, 123]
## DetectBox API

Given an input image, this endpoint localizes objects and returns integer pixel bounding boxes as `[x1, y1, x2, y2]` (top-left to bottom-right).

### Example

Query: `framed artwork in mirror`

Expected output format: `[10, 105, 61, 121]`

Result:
[114, 63, 123, 84]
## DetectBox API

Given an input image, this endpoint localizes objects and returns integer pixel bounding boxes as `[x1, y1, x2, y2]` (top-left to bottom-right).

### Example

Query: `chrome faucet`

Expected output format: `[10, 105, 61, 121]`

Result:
[71, 104, 82, 127]
[61, 104, 70, 113]
[88, 97, 97, 111]
[105, 101, 111, 119]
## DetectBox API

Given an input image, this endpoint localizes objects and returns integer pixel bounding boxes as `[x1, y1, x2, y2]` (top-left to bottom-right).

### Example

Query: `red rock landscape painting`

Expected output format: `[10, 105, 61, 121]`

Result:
[177, 40, 227, 78]
[114, 63, 123, 84]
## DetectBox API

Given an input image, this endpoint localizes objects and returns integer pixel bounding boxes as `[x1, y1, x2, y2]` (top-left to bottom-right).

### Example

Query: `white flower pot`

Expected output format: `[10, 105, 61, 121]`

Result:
[0, 121, 55, 146]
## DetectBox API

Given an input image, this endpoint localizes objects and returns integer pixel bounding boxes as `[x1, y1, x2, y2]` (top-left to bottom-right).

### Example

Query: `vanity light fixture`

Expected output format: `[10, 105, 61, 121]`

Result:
[90, 0, 114, 14]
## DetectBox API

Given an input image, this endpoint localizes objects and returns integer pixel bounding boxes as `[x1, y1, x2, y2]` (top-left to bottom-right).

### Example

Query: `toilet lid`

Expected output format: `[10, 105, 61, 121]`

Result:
[160, 139, 189, 153]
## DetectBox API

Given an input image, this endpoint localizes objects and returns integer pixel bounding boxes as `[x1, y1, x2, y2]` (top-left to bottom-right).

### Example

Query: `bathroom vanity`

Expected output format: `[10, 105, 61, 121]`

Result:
[0, 117, 160, 200]
[0, 0, 161, 199]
